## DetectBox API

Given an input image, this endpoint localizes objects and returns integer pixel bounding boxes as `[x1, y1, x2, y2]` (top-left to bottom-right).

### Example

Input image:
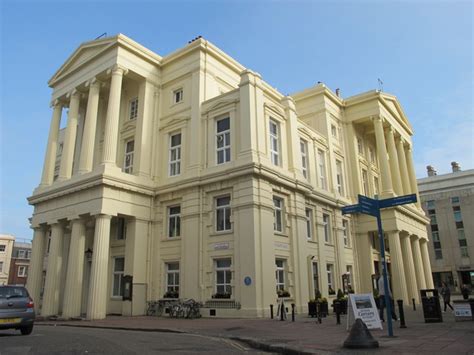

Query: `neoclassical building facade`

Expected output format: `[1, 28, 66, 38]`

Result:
[26, 34, 433, 319]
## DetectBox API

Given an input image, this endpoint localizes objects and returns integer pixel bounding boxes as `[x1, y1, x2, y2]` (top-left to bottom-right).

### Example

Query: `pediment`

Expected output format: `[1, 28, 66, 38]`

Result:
[380, 94, 413, 132]
[48, 37, 118, 86]
[204, 99, 238, 114]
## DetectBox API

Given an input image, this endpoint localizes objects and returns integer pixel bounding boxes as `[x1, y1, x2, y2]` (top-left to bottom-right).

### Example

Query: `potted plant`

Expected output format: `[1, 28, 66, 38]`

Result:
[308, 290, 328, 317]
[277, 289, 291, 298]
[332, 289, 347, 314]
[328, 287, 336, 296]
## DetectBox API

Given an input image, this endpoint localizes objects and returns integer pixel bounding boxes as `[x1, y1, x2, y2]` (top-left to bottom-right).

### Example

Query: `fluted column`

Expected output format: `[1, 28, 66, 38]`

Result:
[40, 102, 63, 187]
[101, 66, 127, 165]
[78, 79, 101, 174]
[58, 91, 81, 181]
[411, 235, 427, 290]
[86, 215, 112, 320]
[386, 127, 403, 195]
[388, 231, 409, 303]
[373, 116, 393, 196]
[62, 219, 86, 318]
[400, 233, 419, 303]
[41, 224, 64, 316]
[404, 145, 421, 207]
[396, 138, 411, 195]
[26, 228, 46, 304]
[420, 239, 434, 288]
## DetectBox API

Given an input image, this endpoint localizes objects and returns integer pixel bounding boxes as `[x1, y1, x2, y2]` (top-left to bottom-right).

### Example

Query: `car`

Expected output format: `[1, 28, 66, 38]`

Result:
[0, 285, 35, 335]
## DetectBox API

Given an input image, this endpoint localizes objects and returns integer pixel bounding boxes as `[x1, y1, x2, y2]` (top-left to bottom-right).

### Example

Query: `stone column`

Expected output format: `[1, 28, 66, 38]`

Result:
[41, 223, 64, 316]
[40, 102, 63, 187]
[134, 80, 155, 177]
[420, 239, 434, 288]
[404, 145, 421, 207]
[62, 219, 86, 318]
[373, 116, 393, 196]
[101, 66, 127, 165]
[396, 138, 411, 195]
[388, 231, 409, 303]
[400, 233, 419, 303]
[411, 236, 427, 291]
[26, 228, 46, 304]
[58, 90, 81, 181]
[86, 215, 112, 320]
[78, 79, 101, 174]
[354, 233, 373, 293]
[386, 127, 403, 195]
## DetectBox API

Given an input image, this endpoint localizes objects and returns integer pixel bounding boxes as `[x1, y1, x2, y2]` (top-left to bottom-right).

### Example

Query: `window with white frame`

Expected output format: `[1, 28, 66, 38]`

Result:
[216, 117, 231, 164]
[168, 206, 181, 238]
[123, 140, 134, 174]
[216, 195, 231, 232]
[275, 259, 286, 291]
[342, 219, 350, 247]
[336, 160, 345, 195]
[166, 262, 180, 294]
[169, 133, 181, 176]
[173, 88, 183, 104]
[300, 139, 308, 178]
[269, 120, 280, 165]
[326, 263, 334, 292]
[362, 169, 369, 196]
[116, 217, 126, 240]
[0, 245, 6, 252]
[323, 213, 331, 243]
[18, 266, 27, 277]
[112, 257, 125, 297]
[305, 208, 313, 240]
[18, 250, 26, 258]
[129, 97, 138, 120]
[312, 262, 319, 297]
[346, 265, 353, 288]
[317, 150, 327, 190]
[215, 258, 232, 296]
[273, 197, 284, 232]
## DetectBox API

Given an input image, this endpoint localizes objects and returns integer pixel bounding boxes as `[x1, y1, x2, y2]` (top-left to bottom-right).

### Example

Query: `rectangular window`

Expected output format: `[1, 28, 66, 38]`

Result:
[317, 150, 327, 190]
[451, 196, 460, 205]
[369, 147, 376, 164]
[373, 176, 380, 197]
[169, 133, 182, 176]
[362, 169, 369, 196]
[18, 266, 27, 277]
[357, 137, 364, 155]
[0, 261, 3, 272]
[432, 231, 443, 259]
[216, 196, 231, 232]
[430, 215, 437, 225]
[426, 200, 436, 209]
[0, 245, 6, 252]
[458, 229, 468, 257]
[173, 88, 183, 104]
[269, 120, 280, 165]
[275, 259, 286, 292]
[331, 124, 337, 139]
[216, 117, 231, 164]
[273, 197, 284, 232]
[312, 262, 319, 298]
[323, 214, 331, 243]
[342, 219, 350, 247]
[18, 250, 26, 258]
[123, 140, 134, 174]
[454, 210, 462, 223]
[168, 206, 181, 238]
[215, 259, 232, 296]
[129, 97, 138, 120]
[300, 139, 308, 178]
[116, 217, 126, 240]
[346, 265, 353, 289]
[166, 262, 180, 294]
[336, 160, 344, 195]
[112, 257, 125, 297]
[305, 208, 313, 240]
[327, 264, 334, 292]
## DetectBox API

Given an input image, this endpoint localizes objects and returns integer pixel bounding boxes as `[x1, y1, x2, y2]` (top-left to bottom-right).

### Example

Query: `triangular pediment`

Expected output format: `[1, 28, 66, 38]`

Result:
[48, 36, 119, 86]
[380, 94, 413, 132]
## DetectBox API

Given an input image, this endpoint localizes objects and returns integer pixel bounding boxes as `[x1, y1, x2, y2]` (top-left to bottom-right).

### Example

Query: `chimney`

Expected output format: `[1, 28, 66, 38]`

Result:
[451, 161, 461, 172]
[335, 88, 341, 97]
[427, 165, 437, 177]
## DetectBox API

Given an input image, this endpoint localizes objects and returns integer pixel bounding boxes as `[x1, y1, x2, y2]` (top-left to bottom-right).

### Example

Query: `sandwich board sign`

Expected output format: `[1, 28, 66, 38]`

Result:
[347, 293, 383, 330]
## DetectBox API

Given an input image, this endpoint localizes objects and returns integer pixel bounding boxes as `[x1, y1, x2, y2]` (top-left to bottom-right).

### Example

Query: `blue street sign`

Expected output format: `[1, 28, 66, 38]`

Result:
[341, 204, 361, 215]
[378, 194, 417, 209]
[358, 195, 379, 216]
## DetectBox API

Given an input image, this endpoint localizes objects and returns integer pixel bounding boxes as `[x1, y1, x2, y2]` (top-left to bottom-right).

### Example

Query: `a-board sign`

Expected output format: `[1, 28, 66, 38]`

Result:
[453, 301, 473, 321]
[347, 293, 382, 330]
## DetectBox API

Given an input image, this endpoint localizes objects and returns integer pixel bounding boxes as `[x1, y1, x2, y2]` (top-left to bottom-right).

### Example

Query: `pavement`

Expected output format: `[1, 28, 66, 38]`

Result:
[37, 304, 474, 354]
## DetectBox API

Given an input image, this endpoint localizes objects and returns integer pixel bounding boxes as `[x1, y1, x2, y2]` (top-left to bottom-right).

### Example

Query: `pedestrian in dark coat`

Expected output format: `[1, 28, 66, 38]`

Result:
[440, 282, 453, 312]
[461, 284, 470, 300]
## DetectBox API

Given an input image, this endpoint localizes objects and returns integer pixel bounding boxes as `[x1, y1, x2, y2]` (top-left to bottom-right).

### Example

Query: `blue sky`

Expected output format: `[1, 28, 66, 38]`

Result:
[1, 0, 472, 240]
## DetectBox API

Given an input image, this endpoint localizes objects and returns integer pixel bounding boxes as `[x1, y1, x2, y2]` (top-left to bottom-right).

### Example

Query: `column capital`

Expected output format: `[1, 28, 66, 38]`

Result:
[93, 214, 112, 221]
[66, 89, 82, 99]
[85, 77, 103, 88]
[49, 99, 63, 109]
[107, 64, 128, 77]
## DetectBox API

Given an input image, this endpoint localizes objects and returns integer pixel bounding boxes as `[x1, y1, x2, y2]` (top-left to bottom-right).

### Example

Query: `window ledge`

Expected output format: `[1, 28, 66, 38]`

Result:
[162, 237, 182, 242]
[274, 232, 288, 237]
[210, 231, 233, 237]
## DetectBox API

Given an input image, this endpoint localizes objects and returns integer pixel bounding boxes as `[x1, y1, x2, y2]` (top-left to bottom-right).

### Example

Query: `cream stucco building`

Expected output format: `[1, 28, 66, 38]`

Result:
[0, 234, 15, 285]
[26, 34, 433, 319]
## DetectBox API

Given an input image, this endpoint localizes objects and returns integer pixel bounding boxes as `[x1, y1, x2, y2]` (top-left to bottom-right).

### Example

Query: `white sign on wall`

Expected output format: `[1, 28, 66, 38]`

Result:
[213, 242, 229, 250]
[347, 293, 383, 330]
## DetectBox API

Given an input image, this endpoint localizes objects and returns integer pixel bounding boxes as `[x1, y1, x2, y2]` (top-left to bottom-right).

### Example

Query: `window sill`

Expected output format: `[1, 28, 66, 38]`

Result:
[110, 296, 123, 301]
[162, 237, 182, 242]
[210, 230, 233, 237]
[274, 232, 288, 237]
[324, 242, 334, 247]
[307, 239, 318, 244]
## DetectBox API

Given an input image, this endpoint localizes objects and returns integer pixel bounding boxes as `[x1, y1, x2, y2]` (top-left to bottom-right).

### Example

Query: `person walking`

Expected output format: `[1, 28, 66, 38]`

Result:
[461, 284, 470, 300]
[440, 282, 453, 312]
[377, 274, 398, 322]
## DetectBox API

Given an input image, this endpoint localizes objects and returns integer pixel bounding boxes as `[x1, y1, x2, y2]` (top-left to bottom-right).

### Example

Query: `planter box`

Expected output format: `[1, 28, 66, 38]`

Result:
[308, 301, 328, 317]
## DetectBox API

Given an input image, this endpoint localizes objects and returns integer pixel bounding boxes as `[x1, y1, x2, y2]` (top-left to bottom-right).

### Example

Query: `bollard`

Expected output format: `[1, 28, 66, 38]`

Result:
[397, 300, 407, 328]
[280, 302, 285, 321]
[291, 303, 295, 322]
[335, 300, 341, 325]
[412, 298, 416, 311]
[270, 304, 274, 319]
